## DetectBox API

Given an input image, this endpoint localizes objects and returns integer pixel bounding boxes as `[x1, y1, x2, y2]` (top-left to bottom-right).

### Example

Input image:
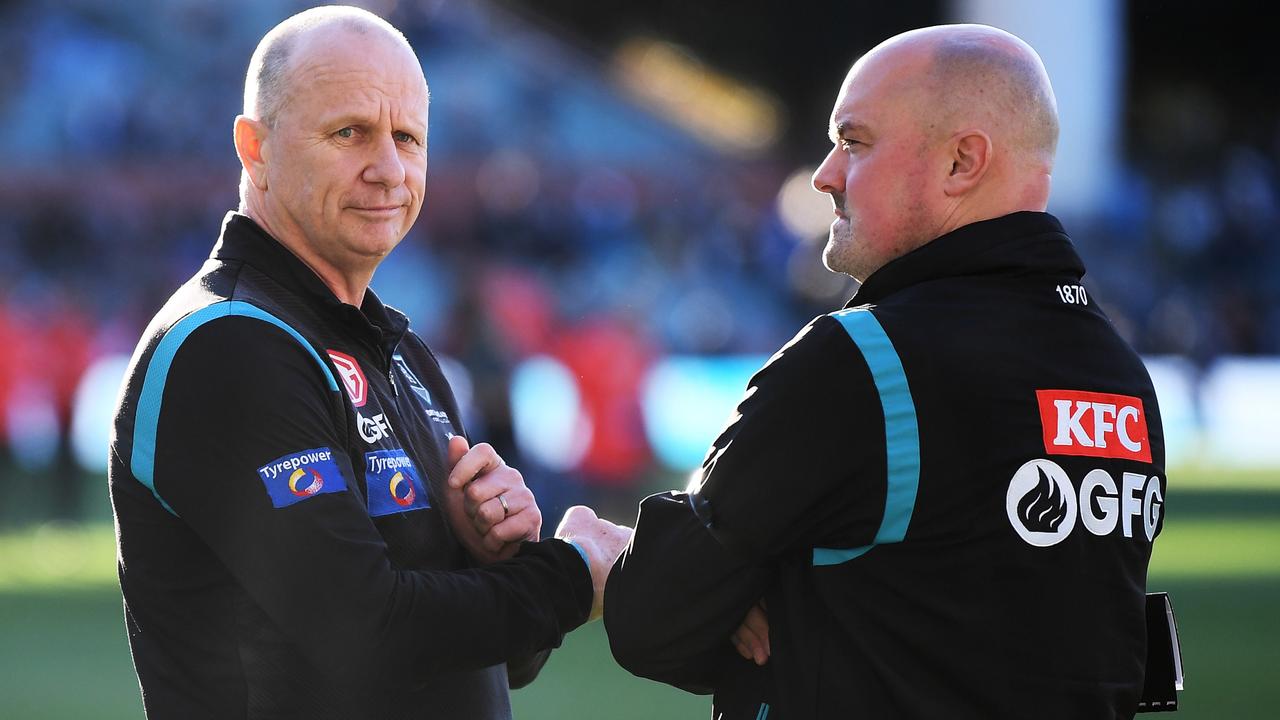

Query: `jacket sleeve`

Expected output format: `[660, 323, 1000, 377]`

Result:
[149, 315, 592, 689]
[691, 315, 889, 560]
[604, 491, 773, 693]
[605, 316, 890, 688]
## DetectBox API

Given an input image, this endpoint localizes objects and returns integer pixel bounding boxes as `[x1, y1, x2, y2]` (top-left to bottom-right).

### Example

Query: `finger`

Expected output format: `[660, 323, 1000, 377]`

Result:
[470, 495, 509, 535]
[483, 529, 519, 559]
[489, 506, 542, 544]
[733, 620, 768, 665]
[463, 466, 523, 509]
[742, 604, 771, 658]
[731, 631, 755, 662]
[479, 485, 539, 539]
[448, 442, 503, 490]
[554, 505, 599, 539]
[446, 435, 470, 476]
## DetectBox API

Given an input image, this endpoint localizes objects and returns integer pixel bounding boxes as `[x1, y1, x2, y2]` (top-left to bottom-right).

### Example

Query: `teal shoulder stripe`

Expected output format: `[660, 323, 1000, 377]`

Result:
[814, 308, 920, 566]
[129, 301, 339, 515]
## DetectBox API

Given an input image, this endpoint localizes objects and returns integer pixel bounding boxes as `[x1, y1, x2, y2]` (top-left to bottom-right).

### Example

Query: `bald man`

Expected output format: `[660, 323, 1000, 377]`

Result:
[604, 24, 1165, 719]
[109, 7, 630, 719]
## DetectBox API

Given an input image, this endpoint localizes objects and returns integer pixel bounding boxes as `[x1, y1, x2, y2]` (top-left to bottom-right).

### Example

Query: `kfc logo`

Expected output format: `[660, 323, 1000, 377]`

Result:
[1035, 390, 1151, 463]
[327, 350, 368, 407]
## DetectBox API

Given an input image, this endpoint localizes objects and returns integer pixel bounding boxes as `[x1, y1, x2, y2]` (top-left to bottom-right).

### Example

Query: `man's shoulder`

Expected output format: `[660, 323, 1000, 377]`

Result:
[769, 312, 861, 362]
[142, 255, 326, 355]
[746, 312, 880, 397]
[123, 260, 339, 406]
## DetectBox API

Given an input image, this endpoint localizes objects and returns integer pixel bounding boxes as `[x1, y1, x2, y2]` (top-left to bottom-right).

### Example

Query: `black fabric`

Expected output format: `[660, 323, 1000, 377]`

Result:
[110, 212, 592, 720]
[605, 212, 1166, 719]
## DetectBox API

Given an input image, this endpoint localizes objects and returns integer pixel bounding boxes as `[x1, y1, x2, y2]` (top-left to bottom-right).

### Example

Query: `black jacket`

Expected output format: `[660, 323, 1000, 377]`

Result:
[605, 212, 1166, 719]
[109, 213, 591, 719]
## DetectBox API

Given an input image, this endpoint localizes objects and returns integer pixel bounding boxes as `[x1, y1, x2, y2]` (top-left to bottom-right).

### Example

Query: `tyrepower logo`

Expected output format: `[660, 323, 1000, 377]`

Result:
[1036, 390, 1151, 463]
[327, 350, 368, 408]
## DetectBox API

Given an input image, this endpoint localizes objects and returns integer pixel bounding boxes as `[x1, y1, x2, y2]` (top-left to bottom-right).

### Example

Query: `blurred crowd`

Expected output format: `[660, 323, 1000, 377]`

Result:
[1, 0, 1277, 522]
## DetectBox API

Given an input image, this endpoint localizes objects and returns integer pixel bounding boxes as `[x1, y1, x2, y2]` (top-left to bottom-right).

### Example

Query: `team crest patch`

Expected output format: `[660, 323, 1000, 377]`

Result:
[392, 353, 432, 405]
[327, 349, 368, 407]
[257, 447, 348, 508]
[365, 448, 431, 516]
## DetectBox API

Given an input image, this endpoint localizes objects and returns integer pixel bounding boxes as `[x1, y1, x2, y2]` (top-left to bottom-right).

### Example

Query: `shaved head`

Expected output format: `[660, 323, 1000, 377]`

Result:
[244, 6, 417, 128]
[812, 24, 1060, 281]
[917, 25, 1058, 169]
[849, 24, 1059, 173]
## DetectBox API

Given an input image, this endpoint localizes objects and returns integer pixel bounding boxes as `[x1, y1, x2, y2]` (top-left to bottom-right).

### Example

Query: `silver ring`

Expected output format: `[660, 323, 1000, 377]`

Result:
[497, 493, 510, 518]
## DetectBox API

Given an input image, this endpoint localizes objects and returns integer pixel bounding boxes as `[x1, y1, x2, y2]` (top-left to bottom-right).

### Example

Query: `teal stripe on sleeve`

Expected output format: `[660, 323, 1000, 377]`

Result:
[129, 301, 339, 515]
[813, 308, 920, 566]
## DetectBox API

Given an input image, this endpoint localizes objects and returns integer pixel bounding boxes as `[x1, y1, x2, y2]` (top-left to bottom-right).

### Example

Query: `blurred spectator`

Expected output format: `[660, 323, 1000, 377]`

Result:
[0, 0, 1276, 525]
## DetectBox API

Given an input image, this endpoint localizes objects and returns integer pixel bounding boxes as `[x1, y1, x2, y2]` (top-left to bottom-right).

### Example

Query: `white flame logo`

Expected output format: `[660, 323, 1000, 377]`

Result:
[1006, 459, 1078, 547]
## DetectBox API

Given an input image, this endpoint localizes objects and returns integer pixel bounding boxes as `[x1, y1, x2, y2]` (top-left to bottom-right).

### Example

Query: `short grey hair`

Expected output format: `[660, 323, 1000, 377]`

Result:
[242, 5, 411, 128]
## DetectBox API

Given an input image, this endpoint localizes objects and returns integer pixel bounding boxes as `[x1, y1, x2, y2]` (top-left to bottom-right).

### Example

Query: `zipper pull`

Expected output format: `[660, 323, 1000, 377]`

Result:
[389, 369, 398, 396]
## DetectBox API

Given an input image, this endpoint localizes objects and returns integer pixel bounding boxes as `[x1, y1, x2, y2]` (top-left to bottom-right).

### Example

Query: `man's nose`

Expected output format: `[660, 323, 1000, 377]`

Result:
[362, 133, 407, 188]
[812, 147, 843, 194]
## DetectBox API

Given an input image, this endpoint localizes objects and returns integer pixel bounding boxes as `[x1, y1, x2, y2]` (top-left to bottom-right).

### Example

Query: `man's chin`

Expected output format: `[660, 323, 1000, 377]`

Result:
[340, 220, 407, 253]
[821, 235, 850, 274]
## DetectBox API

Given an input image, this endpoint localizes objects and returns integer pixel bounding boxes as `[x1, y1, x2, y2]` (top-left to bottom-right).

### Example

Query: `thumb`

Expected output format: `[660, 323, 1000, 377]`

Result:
[556, 505, 599, 537]
[447, 434, 470, 478]
[563, 505, 599, 523]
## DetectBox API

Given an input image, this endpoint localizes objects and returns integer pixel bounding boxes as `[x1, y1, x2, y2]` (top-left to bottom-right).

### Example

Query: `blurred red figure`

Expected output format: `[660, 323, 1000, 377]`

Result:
[553, 317, 654, 486]
[2, 293, 93, 518]
[0, 303, 16, 447]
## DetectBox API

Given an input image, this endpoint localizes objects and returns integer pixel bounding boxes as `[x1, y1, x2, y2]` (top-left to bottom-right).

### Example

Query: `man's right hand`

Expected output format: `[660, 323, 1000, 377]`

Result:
[554, 506, 633, 621]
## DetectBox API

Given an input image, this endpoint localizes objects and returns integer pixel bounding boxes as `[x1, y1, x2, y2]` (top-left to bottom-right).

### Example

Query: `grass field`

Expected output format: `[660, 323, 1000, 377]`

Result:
[0, 472, 1277, 718]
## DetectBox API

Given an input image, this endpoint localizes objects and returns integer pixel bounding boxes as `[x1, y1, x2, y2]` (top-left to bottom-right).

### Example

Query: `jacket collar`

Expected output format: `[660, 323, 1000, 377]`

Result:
[210, 212, 409, 356]
[847, 211, 1084, 307]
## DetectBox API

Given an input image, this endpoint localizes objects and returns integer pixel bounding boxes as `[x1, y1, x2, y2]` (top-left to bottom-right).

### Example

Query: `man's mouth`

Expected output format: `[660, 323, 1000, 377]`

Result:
[831, 193, 847, 219]
[349, 205, 404, 217]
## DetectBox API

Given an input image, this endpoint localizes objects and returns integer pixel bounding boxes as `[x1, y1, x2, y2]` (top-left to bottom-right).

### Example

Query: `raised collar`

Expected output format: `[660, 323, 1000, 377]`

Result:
[210, 212, 409, 356]
[847, 211, 1084, 307]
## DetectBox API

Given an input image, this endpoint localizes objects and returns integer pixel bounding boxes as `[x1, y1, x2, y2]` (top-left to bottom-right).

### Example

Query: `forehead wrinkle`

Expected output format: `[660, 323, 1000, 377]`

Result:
[292, 62, 427, 127]
[279, 26, 426, 113]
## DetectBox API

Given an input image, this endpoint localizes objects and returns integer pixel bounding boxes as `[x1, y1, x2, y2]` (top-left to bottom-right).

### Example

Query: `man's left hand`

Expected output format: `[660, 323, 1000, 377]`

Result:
[444, 435, 542, 564]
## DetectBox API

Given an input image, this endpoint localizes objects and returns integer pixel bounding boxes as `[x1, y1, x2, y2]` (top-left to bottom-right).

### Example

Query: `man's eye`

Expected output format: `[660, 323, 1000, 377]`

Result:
[336, 127, 355, 139]
[840, 138, 860, 150]
[394, 131, 417, 145]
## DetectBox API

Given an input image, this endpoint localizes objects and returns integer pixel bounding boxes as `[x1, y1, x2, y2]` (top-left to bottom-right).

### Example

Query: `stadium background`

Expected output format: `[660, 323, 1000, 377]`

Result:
[1, 0, 1276, 716]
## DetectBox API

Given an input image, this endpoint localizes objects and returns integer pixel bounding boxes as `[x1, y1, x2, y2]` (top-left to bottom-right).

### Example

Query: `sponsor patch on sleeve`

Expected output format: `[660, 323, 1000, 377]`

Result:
[1035, 389, 1152, 462]
[256, 447, 349, 508]
[365, 449, 431, 516]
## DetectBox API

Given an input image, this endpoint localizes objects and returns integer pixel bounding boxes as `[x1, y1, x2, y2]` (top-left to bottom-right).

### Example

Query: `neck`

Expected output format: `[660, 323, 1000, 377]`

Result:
[242, 198, 370, 306]
[933, 172, 1051, 239]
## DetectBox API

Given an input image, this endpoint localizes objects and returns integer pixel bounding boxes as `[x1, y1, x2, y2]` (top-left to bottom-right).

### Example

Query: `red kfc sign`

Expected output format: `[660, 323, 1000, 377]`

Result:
[327, 350, 368, 408]
[1035, 389, 1151, 463]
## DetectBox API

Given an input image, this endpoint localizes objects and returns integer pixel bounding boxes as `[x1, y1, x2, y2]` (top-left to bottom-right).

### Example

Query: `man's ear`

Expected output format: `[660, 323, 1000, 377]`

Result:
[942, 130, 991, 197]
[234, 115, 270, 191]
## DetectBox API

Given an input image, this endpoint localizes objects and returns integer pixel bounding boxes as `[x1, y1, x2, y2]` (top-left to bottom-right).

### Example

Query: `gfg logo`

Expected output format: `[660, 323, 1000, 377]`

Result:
[1006, 458, 1162, 547]
[357, 411, 392, 443]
